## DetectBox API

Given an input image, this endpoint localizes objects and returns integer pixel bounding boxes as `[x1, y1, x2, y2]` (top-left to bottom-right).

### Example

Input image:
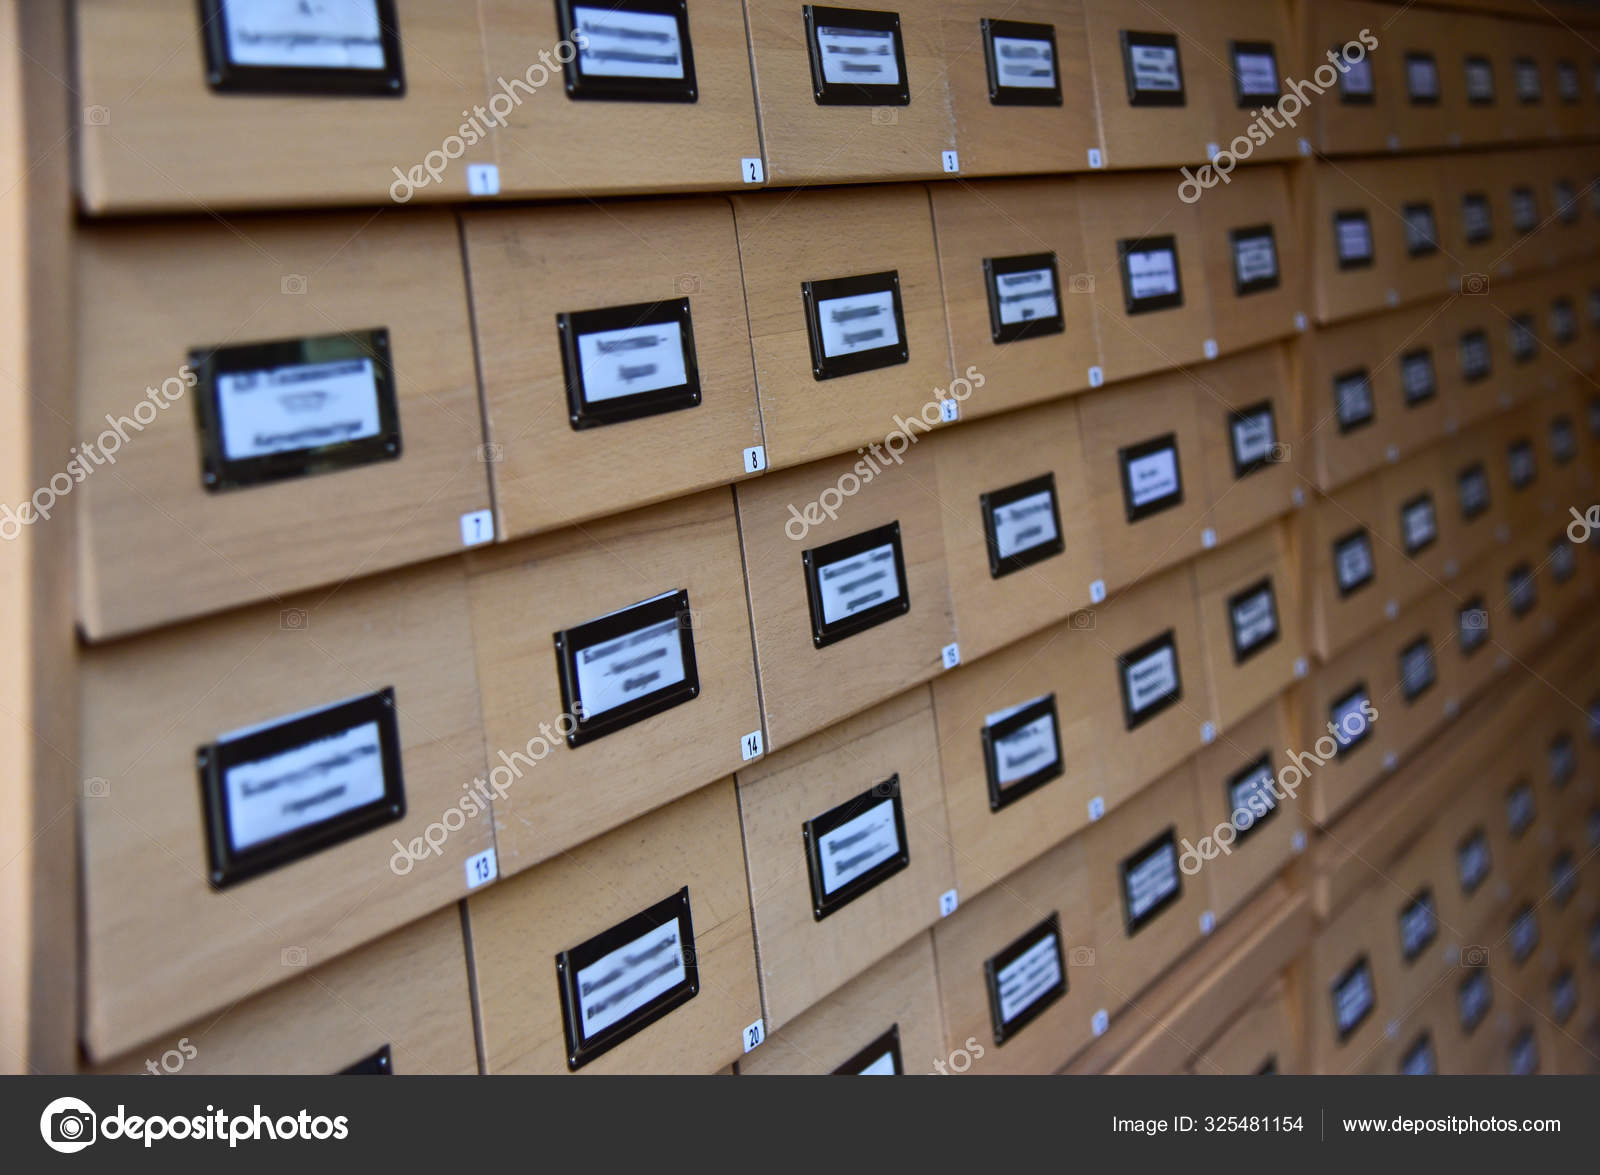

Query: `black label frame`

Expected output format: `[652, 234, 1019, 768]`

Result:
[553, 589, 701, 748]
[801, 774, 911, 921]
[557, 297, 702, 430]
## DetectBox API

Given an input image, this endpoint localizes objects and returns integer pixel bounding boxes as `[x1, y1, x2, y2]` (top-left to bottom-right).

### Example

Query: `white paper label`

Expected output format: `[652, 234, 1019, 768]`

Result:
[576, 919, 686, 1039]
[1129, 43, 1180, 92]
[1331, 690, 1370, 740]
[1334, 963, 1375, 1035]
[1234, 49, 1278, 96]
[1402, 1037, 1436, 1075]
[1126, 446, 1179, 509]
[985, 695, 1060, 788]
[1404, 205, 1437, 253]
[465, 847, 497, 889]
[992, 489, 1059, 561]
[1403, 498, 1437, 551]
[1126, 246, 1179, 300]
[1462, 197, 1492, 241]
[1401, 352, 1435, 402]
[856, 1050, 897, 1076]
[1465, 58, 1494, 102]
[817, 542, 901, 626]
[995, 933, 1062, 1024]
[1507, 784, 1535, 833]
[217, 357, 382, 461]
[994, 266, 1059, 325]
[1511, 190, 1537, 233]
[574, 606, 686, 719]
[1341, 56, 1374, 96]
[1406, 55, 1439, 99]
[222, 0, 386, 70]
[1231, 407, 1276, 467]
[573, 5, 686, 80]
[1124, 642, 1178, 715]
[576, 320, 687, 403]
[1233, 233, 1278, 285]
[816, 797, 901, 896]
[1335, 372, 1373, 426]
[223, 717, 387, 852]
[1558, 61, 1579, 101]
[1336, 535, 1373, 590]
[1459, 972, 1490, 1026]
[817, 24, 899, 86]
[1508, 443, 1535, 487]
[1124, 839, 1180, 922]
[1401, 642, 1435, 698]
[817, 288, 900, 358]
[1516, 59, 1541, 102]
[993, 35, 1056, 89]
[1336, 216, 1372, 262]
[1459, 833, 1490, 890]
[1228, 760, 1278, 826]
[1231, 588, 1278, 652]
[1510, 908, 1538, 960]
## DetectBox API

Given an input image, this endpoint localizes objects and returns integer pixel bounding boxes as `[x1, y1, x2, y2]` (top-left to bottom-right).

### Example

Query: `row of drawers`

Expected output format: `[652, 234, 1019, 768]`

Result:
[1310, 146, 1600, 324]
[1305, 378, 1597, 660]
[93, 682, 1311, 1074]
[1311, 0, 1600, 157]
[1304, 637, 1600, 1072]
[75, 172, 1306, 640]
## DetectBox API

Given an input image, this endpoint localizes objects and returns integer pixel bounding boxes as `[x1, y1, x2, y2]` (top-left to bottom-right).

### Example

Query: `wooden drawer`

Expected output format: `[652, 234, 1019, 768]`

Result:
[1085, 759, 1209, 1012]
[1378, 844, 1454, 1014]
[926, 177, 1097, 418]
[1445, 13, 1527, 147]
[1386, 5, 1458, 153]
[1301, 313, 1397, 492]
[468, 778, 761, 1074]
[1377, 302, 1453, 458]
[731, 184, 953, 470]
[1079, 0, 1214, 168]
[1194, 166, 1305, 356]
[464, 490, 761, 875]
[941, 0, 1100, 178]
[461, 197, 762, 542]
[1303, 473, 1397, 660]
[1190, 694, 1304, 924]
[1374, 157, 1454, 306]
[91, 908, 475, 1075]
[1183, 0, 1301, 164]
[1189, 977, 1300, 1075]
[75, 211, 489, 639]
[1076, 368, 1211, 592]
[478, 0, 763, 198]
[735, 687, 955, 1032]
[1305, 885, 1403, 1072]
[1296, 639, 1395, 825]
[1436, 156, 1515, 299]
[738, 932, 946, 1074]
[931, 396, 1102, 664]
[75, 0, 490, 212]
[736, 443, 954, 750]
[1308, 0, 1400, 157]
[931, 833, 1095, 1073]
[1446, 418, 1515, 573]
[1377, 446, 1461, 609]
[1192, 521, 1303, 734]
[80, 559, 491, 1060]
[1309, 159, 1406, 324]
[1382, 588, 1464, 763]
[1192, 344, 1299, 542]
[1076, 171, 1215, 380]
[742, 0, 955, 184]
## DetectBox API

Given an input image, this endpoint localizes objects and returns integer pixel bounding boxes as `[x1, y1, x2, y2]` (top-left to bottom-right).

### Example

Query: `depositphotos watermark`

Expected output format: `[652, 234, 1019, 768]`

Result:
[1179, 28, 1379, 203]
[1179, 700, 1379, 875]
[389, 711, 582, 875]
[390, 37, 587, 203]
[785, 365, 985, 541]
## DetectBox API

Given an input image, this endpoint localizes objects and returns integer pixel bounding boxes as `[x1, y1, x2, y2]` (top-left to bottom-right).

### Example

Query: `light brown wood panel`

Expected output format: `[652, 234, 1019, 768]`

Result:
[1078, 0, 1215, 169]
[1309, 158, 1410, 325]
[1375, 591, 1460, 764]
[1374, 837, 1454, 1014]
[930, 397, 1102, 664]
[1191, 343, 1298, 544]
[1195, 166, 1305, 356]
[479, 0, 762, 197]
[930, 613, 1107, 903]
[1076, 367, 1212, 593]
[80, 559, 491, 1060]
[731, 184, 953, 470]
[0, 0, 76, 1075]
[1192, 521, 1304, 733]
[1302, 472, 1397, 660]
[92, 907, 475, 1075]
[1375, 157, 1454, 306]
[1085, 759, 1208, 1012]
[463, 489, 759, 876]
[742, 0, 955, 184]
[1302, 884, 1404, 1072]
[468, 778, 761, 1074]
[736, 687, 955, 1032]
[75, 0, 491, 212]
[1307, 1, 1400, 157]
[926, 177, 1098, 417]
[735, 443, 954, 750]
[931, 833, 1095, 1073]
[1386, 4, 1457, 152]
[1375, 300, 1453, 460]
[1184, 0, 1302, 164]
[1435, 154, 1517, 298]
[1377, 446, 1462, 608]
[75, 211, 490, 640]
[461, 197, 761, 542]
[1300, 312, 1396, 493]
[1294, 633, 1399, 825]
[738, 932, 947, 1074]
[1445, 416, 1515, 575]
[1075, 172, 1215, 381]
[1191, 695, 1303, 924]
[942, 0, 1100, 177]
[1189, 978, 1300, 1074]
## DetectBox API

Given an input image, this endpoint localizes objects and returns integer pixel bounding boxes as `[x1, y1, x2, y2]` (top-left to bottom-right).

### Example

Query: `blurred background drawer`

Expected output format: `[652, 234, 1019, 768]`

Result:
[1192, 344, 1299, 542]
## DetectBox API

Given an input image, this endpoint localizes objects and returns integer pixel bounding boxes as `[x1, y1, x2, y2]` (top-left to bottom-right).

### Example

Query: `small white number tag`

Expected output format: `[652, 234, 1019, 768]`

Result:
[1201, 527, 1217, 549]
[741, 157, 765, 184]
[740, 730, 764, 761]
[1089, 580, 1107, 604]
[465, 847, 498, 890]
[942, 150, 960, 173]
[743, 445, 767, 473]
[743, 1019, 766, 1053]
[939, 889, 959, 918]
[1088, 795, 1106, 822]
[941, 643, 961, 670]
[1088, 365, 1104, 388]
[1200, 722, 1216, 744]
[1199, 910, 1216, 935]
[1087, 148, 1104, 169]
[939, 399, 960, 423]
[460, 509, 494, 547]
[1091, 1009, 1109, 1036]
[1202, 338, 1219, 360]
[466, 164, 500, 197]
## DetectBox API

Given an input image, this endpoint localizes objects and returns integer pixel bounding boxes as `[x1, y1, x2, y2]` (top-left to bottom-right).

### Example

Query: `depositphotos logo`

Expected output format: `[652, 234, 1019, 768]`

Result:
[39, 1097, 349, 1151]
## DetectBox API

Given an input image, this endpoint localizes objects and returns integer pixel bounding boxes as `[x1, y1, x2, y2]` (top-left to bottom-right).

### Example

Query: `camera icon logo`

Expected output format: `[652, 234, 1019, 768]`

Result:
[1462, 273, 1490, 295]
[1462, 608, 1489, 631]
[869, 107, 899, 125]
[477, 442, 504, 463]
[82, 105, 111, 126]
[1070, 610, 1096, 630]
[83, 777, 110, 799]
[282, 946, 308, 967]
[1068, 273, 1095, 294]
[1069, 946, 1096, 967]
[40, 1096, 97, 1154]
[281, 274, 308, 295]
[1461, 944, 1489, 967]
[673, 273, 701, 295]
[279, 607, 308, 631]
[1269, 441, 1293, 463]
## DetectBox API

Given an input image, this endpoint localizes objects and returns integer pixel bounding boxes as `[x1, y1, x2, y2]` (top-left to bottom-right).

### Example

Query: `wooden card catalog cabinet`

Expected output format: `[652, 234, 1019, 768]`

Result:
[1194, 165, 1304, 356]
[1192, 521, 1303, 733]
[80, 560, 491, 1061]
[461, 197, 762, 541]
[1192, 343, 1297, 543]
[77, 0, 493, 211]
[469, 780, 761, 1074]
[1079, 0, 1215, 168]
